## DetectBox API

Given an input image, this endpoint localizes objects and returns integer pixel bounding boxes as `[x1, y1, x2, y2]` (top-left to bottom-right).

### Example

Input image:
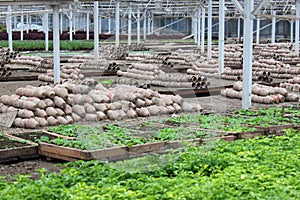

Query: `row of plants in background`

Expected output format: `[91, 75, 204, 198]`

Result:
[0, 31, 113, 41]
[43, 106, 300, 150]
[163, 106, 300, 131]
[46, 124, 215, 150]
[0, 40, 95, 51]
[1, 129, 299, 199]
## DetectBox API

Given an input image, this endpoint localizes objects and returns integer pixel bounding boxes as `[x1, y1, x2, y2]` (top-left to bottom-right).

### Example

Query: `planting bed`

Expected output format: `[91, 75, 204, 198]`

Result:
[0, 40, 299, 191]
[0, 134, 38, 163]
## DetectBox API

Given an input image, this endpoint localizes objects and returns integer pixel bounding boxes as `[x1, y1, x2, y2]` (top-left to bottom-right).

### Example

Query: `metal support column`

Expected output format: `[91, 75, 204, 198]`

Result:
[69, 5, 73, 41]
[291, 20, 294, 42]
[151, 13, 154, 33]
[128, 4, 132, 45]
[201, 6, 205, 53]
[256, 18, 260, 44]
[44, 13, 49, 51]
[207, 0, 212, 60]
[143, 14, 147, 40]
[86, 12, 90, 40]
[197, 8, 201, 47]
[271, 11, 276, 44]
[52, 5, 60, 84]
[147, 14, 151, 34]
[137, 6, 141, 44]
[115, 1, 120, 47]
[242, 0, 254, 109]
[73, 14, 76, 34]
[20, 13, 24, 41]
[219, 0, 225, 75]
[108, 17, 111, 33]
[296, 0, 300, 54]
[94, 1, 99, 62]
[7, 6, 12, 52]
[237, 17, 241, 39]
[192, 13, 197, 43]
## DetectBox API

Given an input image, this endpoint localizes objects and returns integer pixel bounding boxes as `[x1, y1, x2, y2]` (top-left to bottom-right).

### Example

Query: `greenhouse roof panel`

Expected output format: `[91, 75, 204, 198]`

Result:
[0, 0, 74, 5]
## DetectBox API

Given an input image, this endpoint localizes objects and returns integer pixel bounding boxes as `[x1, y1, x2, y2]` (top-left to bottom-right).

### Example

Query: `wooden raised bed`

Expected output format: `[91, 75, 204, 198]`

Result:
[38, 141, 169, 162]
[8, 130, 74, 143]
[0, 134, 38, 163]
[38, 134, 237, 162]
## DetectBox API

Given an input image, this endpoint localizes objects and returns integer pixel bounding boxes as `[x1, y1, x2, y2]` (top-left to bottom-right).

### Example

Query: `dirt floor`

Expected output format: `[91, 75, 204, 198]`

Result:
[0, 69, 299, 181]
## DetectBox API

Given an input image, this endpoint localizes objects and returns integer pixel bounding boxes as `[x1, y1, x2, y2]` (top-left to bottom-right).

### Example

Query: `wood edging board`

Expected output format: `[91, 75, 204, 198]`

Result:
[0, 134, 38, 161]
[38, 135, 237, 162]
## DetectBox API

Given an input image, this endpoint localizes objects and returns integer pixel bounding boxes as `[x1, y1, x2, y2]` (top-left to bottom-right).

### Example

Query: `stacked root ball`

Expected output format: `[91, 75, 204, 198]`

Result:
[0, 84, 202, 129]
[221, 81, 299, 104]
[0, 85, 72, 129]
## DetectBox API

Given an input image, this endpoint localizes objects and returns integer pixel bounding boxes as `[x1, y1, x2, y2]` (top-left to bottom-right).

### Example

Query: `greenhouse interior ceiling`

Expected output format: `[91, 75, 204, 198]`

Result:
[0, 1, 297, 18]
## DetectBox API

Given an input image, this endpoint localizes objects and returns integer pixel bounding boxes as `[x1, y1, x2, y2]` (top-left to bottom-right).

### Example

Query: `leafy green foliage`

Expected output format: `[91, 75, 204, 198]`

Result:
[1, 129, 300, 199]
[98, 79, 113, 85]
[0, 40, 94, 51]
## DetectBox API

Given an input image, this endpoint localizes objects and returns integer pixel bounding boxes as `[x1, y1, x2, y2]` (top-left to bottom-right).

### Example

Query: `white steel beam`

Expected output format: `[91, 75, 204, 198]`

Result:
[192, 13, 196, 43]
[231, 0, 244, 15]
[128, 4, 132, 45]
[69, 5, 73, 41]
[201, 6, 205, 54]
[108, 17, 111, 34]
[151, 13, 154, 33]
[237, 17, 240, 39]
[242, 0, 254, 109]
[197, 8, 201, 47]
[94, 1, 99, 62]
[44, 13, 49, 51]
[219, 0, 225, 75]
[143, 14, 146, 40]
[256, 17, 260, 44]
[86, 11, 89, 40]
[147, 14, 151, 34]
[52, 5, 60, 84]
[252, 0, 268, 15]
[20, 13, 23, 41]
[7, 6, 12, 52]
[291, 20, 294, 43]
[271, 11, 276, 44]
[137, 6, 141, 44]
[207, 0, 212, 60]
[73, 14, 76, 34]
[115, 1, 120, 47]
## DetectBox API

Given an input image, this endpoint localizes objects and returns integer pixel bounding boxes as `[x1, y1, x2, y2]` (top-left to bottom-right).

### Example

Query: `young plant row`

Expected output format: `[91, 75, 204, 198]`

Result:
[45, 124, 214, 150]
[1, 129, 299, 199]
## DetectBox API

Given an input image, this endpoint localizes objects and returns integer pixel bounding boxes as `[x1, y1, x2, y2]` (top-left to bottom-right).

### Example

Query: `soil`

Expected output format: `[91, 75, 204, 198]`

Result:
[0, 135, 29, 149]
[0, 158, 65, 181]
[11, 131, 58, 143]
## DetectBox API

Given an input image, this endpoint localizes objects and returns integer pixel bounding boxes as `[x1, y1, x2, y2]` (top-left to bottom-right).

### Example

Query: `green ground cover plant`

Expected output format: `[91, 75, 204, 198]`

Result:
[1, 129, 299, 199]
[0, 40, 94, 51]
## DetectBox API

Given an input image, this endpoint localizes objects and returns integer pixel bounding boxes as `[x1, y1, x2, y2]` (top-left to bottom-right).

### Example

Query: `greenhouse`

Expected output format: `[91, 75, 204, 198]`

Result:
[0, 0, 299, 199]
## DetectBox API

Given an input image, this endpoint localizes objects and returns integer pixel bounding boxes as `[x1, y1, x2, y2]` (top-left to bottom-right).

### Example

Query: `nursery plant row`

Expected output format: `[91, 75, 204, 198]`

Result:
[1, 106, 299, 162]
[1, 128, 300, 199]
